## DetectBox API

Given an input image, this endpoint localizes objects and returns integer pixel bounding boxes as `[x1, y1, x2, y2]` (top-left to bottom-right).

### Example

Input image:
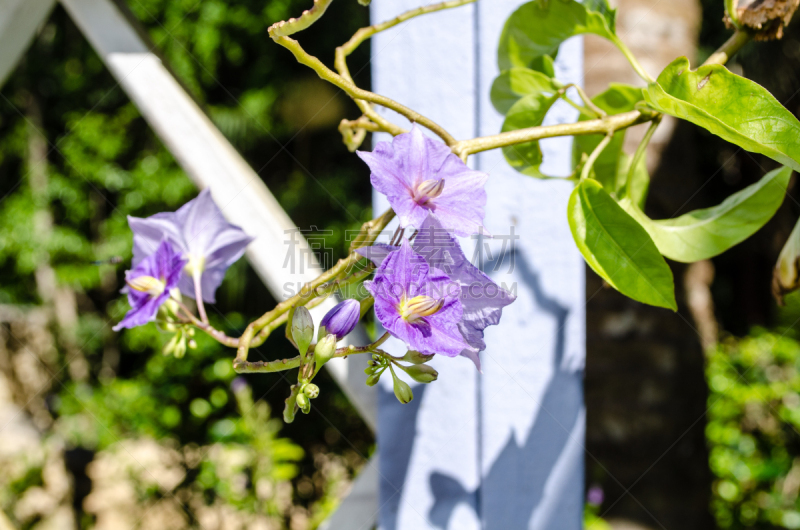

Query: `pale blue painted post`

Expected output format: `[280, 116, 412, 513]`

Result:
[370, 1, 586, 529]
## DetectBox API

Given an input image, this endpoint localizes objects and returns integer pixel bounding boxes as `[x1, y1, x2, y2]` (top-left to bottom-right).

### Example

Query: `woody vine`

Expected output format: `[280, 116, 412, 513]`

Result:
[113, 0, 800, 422]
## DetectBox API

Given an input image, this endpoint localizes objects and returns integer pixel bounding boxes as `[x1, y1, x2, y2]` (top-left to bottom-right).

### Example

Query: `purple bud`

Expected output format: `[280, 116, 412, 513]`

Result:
[587, 485, 604, 506]
[230, 376, 248, 394]
[320, 299, 361, 340]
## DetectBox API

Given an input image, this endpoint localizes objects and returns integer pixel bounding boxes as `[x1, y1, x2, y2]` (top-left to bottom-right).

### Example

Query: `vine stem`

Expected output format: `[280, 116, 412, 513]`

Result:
[623, 115, 661, 196]
[274, 35, 457, 146]
[334, 0, 477, 140]
[193, 272, 208, 324]
[235, 331, 392, 373]
[580, 133, 613, 181]
[234, 208, 395, 364]
[704, 30, 750, 66]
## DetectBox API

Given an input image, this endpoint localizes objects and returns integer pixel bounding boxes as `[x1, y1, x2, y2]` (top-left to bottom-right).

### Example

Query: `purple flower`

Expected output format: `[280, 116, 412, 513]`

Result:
[358, 125, 489, 237]
[320, 299, 361, 340]
[364, 240, 467, 357]
[127, 189, 253, 303]
[114, 240, 186, 331]
[358, 215, 516, 370]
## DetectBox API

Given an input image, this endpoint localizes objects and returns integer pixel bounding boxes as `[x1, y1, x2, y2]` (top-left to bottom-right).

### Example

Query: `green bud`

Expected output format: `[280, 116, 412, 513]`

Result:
[366, 372, 381, 386]
[393, 376, 414, 404]
[173, 336, 187, 358]
[296, 392, 311, 414]
[291, 306, 314, 355]
[303, 383, 320, 399]
[364, 365, 376, 375]
[314, 334, 337, 372]
[283, 389, 298, 423]
[187, 339, 197, 350]
[403, 350, 435, 364]
[162, 333, 179, 356]
[402, 363, 438, 383]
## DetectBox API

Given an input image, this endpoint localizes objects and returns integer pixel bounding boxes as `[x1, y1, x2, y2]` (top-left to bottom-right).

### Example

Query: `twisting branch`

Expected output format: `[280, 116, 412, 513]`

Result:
[273, 35, 458, 146]
[333, 0, 477, 141]
[268, 0, 334, 37]
[233, 208, 395, 368]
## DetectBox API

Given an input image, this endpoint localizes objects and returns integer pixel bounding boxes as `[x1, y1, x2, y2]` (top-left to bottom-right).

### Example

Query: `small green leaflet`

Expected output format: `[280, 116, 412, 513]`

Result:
[498, 0, 617, 70]
[500, 91, 560, 178]
[568, 179, 676, 310]
[620, 166, 792, 263]
[491, 67, 560, 115]
[644, 57, 800, 172]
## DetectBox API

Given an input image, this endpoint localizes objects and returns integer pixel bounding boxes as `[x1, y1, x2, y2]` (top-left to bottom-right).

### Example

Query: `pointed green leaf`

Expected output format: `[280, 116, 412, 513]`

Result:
[491, 67, 560, 115]
[620, 166, 792, 263]
[568, 179, 676, 309]
[573, 83, 644, 192]
[500, 91, 560, 177]
[498, 0, 617, 70]
[644, 57, 800, 172]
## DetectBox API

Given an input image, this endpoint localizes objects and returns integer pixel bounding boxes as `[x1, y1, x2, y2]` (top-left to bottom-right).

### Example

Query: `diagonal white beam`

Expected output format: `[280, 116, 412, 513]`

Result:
[54, 0, 376, 430]
[0, 0, 56, 87]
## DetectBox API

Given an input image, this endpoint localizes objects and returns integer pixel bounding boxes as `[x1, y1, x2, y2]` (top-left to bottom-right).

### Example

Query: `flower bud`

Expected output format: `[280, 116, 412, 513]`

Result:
[319, 299, 361, 341]
[314, 334, 337, 372]
[187, 339, 197, 350]
[402, 350, 435, 365]
[303, 383, 320, 399]
[402, 363, 438, 383]
[393, 376, 414, 404]
[774, 218, 800, 305]
[366, 372, 382, 386]
[296, 392, 311, 414]
[283, 390, 298, 423]
[291, 306, 314, 355]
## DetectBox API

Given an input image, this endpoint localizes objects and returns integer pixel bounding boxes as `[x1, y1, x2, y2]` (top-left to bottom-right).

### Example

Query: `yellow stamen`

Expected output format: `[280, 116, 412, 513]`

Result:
[398, 295, 444, 322]
[127, 275, 166, 296]
[414, 178, 445, 204]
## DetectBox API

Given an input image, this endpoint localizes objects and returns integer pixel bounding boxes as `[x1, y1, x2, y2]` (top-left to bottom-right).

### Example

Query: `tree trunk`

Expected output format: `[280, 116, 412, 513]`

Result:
[583, 1, 715, 528]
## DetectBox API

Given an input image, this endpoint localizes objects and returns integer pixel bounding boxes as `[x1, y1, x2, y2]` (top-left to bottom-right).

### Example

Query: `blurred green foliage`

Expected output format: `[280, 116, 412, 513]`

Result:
[707, 328, 800, 528]
[0, 0, 374, 526]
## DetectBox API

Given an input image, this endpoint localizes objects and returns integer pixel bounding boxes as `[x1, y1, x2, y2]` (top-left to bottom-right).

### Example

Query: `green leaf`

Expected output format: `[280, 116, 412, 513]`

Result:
[500, 91, 560, 177]
[498, 0, 617, 71]
[568, 179, 676, 309]
[644, 57, 800, 172]
[491, 67, 560, 115]
[573, 83, 644, 192]
[620, 166, 792, 263]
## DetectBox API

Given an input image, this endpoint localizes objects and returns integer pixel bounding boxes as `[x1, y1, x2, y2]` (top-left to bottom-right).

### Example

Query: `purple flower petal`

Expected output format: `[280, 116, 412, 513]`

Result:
[320, 299, 361, 340]
[358, 125, 489, 236]
[128, 189, 253, 303]
[358, 214, 516, 368]
[114, 240, 186, 331]
[365, 240, 467, 357]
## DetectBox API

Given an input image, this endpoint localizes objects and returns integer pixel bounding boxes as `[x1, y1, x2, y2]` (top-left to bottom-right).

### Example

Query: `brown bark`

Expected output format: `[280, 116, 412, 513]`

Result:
[583, 1, 714, 528]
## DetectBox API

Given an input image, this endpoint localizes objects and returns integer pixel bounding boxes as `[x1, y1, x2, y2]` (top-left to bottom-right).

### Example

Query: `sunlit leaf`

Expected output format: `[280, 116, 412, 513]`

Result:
[644, 57, 800, 172]
[621, 166, 792, 263]
[498, 0, 617, 70]
[568, 179, 676, 309]
[500, 91, 560, 177]
[491, 67, 560, 115]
